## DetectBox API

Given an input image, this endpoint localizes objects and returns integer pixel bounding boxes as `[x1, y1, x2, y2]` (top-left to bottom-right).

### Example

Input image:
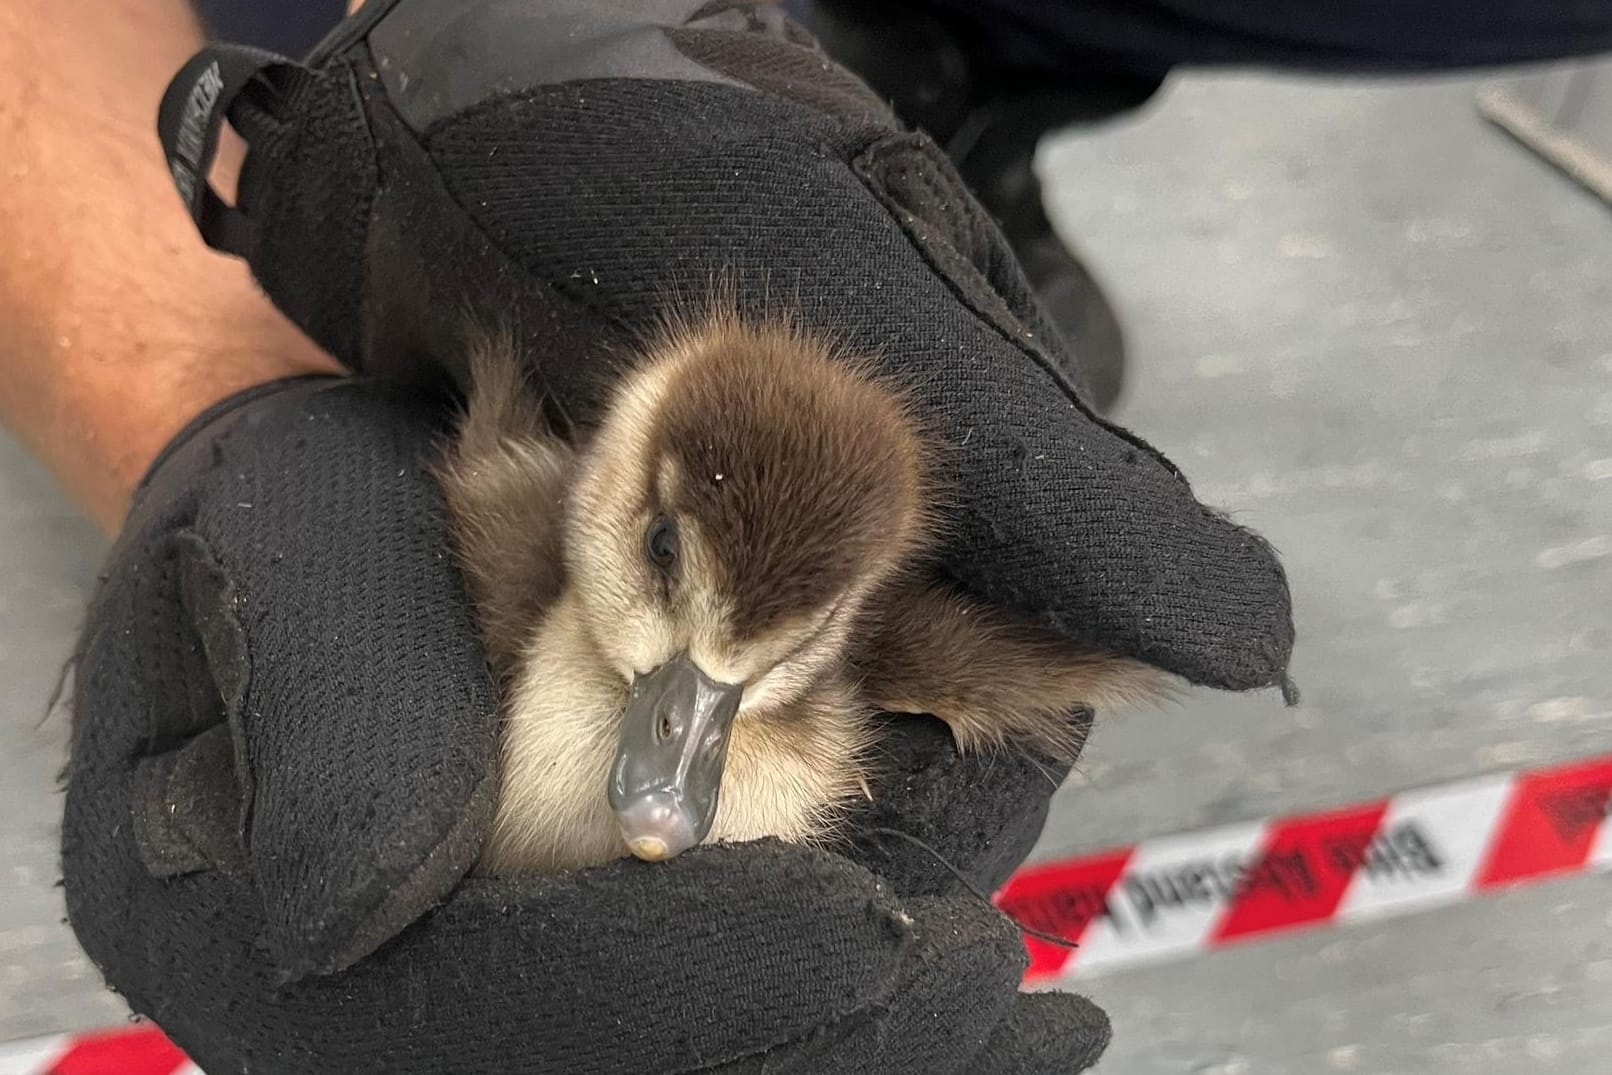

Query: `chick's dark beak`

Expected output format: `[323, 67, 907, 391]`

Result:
[609, 653, 742, 862]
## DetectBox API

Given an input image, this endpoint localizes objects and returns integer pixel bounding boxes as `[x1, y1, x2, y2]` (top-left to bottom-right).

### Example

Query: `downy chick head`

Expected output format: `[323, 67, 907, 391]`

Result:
[566, 314, 932, 862]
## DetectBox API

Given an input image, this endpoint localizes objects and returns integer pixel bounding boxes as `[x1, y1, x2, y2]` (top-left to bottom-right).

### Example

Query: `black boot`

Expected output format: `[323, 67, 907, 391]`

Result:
[946, 87, 1151, 413]
[788, 0, 1159, 412]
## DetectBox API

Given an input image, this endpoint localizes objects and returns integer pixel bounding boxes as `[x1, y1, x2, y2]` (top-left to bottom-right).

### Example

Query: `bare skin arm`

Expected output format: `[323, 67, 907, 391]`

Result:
[0, 0, 343, 535]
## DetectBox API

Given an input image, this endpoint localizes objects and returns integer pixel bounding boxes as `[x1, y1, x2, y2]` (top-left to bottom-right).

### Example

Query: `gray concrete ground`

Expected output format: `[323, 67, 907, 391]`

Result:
[2, 66, 1609, 1072]
[0, 452, 120, 1039]
[1032, 68, 1612, 1072]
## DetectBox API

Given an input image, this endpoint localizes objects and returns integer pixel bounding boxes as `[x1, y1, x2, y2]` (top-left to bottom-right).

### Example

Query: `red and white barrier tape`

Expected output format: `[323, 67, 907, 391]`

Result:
[4, 753, 1610, 1072]
[995, 752, 1612, 984]
[0, 1026, 196, 1075]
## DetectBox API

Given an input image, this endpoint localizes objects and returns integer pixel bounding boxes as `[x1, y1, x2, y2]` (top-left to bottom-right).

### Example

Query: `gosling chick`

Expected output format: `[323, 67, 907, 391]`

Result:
[436, 314, 1165, 875]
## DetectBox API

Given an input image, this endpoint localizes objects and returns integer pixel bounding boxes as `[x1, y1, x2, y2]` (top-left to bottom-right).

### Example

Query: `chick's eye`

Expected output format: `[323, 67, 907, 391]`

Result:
[644, 514, 678, 571]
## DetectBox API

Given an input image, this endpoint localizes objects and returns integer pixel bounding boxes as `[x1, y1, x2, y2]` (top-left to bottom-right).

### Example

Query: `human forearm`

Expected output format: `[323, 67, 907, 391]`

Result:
[0, 0, 342, 534]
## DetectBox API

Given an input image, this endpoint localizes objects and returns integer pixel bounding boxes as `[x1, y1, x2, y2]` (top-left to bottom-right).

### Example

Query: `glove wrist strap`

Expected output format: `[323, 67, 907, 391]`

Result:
[156, 43, 312, 258]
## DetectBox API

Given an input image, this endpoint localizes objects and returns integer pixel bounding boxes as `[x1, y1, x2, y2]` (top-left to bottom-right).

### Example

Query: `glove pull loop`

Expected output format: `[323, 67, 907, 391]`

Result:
[156, 44, 310, 259]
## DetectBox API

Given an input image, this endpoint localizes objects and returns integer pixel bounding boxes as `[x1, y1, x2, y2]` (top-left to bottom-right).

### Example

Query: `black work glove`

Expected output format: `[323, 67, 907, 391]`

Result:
[64, 375, 1112, 1074]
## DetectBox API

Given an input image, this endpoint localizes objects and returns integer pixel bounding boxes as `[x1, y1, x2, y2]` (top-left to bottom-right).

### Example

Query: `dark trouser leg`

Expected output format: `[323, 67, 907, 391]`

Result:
[792, 0, 1152, 411]
[912, 0, 1612, 78]
[791, 0, 1612, 412]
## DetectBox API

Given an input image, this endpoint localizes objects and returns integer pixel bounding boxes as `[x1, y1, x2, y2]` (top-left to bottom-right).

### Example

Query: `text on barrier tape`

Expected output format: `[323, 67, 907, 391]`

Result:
[993, 753, 1612, 983]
